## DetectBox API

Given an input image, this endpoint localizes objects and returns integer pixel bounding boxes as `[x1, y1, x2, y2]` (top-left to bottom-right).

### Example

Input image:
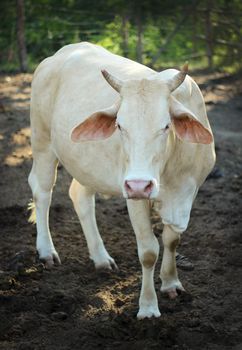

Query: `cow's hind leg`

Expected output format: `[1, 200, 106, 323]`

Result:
[28, 149, 60, 268]
[127, 200, 160, 319]
[160, 225, 185, 298]
[69, 179, 117, 270]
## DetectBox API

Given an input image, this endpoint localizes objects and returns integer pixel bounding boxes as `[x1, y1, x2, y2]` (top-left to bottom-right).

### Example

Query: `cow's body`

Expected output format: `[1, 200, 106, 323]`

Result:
[29, 42, 215, 319]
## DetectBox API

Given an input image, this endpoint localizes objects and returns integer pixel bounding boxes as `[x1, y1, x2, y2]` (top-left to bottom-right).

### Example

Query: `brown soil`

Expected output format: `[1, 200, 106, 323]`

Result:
[0, 71, 242, 350]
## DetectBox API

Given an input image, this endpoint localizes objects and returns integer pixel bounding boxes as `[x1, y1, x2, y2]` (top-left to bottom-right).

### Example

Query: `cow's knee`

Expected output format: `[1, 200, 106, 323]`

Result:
[139, 237, 159, 269]
[141, 250, 157, 269]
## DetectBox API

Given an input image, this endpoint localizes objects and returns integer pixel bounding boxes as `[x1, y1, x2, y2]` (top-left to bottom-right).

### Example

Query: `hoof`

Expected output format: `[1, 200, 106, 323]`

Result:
[39, 251, 61, 269]
[161, 281, 185, 299]
[95, 257, 118, 272]
[137, 306, 161, 320]
[167, 289, 179, 299]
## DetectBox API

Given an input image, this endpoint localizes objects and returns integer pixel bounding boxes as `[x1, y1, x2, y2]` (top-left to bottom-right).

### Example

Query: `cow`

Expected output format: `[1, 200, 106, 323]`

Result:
[28, 42, 215, 319]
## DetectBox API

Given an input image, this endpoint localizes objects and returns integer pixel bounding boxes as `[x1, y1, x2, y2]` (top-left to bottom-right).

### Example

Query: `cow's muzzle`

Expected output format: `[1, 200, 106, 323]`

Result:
[124, 179, 154, 199]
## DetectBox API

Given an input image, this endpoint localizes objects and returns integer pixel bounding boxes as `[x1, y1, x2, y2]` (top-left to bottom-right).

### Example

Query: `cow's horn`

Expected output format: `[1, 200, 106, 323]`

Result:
[169, 62, 188, 92]
[101, 69, 123, 93]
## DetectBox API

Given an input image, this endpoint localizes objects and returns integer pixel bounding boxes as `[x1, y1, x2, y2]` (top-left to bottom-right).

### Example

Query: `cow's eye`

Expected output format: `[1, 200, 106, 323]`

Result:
[117, 123, 122, 131]
[165, 124, 170, 130]
[117, 123, 128, 136]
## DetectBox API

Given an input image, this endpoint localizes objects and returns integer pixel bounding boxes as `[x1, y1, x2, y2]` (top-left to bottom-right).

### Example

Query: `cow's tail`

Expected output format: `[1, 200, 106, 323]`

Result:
[27, 200, 36, 224]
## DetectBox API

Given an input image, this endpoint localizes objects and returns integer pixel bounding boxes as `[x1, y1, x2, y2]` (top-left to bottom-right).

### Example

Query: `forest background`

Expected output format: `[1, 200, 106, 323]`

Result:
[1, 0, 242, 73]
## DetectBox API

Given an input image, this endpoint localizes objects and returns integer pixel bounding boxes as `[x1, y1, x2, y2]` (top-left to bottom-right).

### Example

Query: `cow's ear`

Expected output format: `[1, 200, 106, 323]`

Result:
[170, 96, 213, 144]
[71, 103, 119, 142]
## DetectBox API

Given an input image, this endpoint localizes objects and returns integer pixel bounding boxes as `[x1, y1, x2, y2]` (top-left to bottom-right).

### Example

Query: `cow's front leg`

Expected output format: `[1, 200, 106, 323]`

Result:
[69, 179, 117, 270]
[160, 225, 185, 298]
[127, 200, 160, 319]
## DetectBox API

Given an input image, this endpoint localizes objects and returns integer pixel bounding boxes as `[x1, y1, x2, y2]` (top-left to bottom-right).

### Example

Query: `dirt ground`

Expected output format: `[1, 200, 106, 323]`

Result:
[0, 70, 242, 350]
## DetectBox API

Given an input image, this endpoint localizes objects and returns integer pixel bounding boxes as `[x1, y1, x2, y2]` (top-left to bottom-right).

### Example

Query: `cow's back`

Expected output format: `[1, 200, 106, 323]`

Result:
[31, 42, 154, 128]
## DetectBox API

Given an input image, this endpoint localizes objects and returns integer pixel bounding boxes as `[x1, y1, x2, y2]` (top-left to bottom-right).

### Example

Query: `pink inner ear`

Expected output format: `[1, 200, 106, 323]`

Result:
[71, 113, 117, 142]
[172, 116, 213, 144]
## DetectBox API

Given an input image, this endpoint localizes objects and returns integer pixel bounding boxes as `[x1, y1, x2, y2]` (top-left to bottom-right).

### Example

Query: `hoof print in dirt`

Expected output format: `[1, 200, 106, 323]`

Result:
[8, 250, 35, 271]
[7, 250, 42, 278]
[51, 311, 68, 321]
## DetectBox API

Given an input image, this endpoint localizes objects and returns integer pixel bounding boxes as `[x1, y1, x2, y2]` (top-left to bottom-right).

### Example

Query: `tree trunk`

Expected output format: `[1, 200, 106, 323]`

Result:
[16, 0, 27, 72]
[136, 9, 143, 63]
[205, 0, 213, 69]
[121, 14, 129, 57]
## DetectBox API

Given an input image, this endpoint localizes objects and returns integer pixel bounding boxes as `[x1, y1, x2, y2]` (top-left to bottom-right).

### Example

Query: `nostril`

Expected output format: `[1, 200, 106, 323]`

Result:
[144, 181, 153, 193]
[125, 181, 132, 191]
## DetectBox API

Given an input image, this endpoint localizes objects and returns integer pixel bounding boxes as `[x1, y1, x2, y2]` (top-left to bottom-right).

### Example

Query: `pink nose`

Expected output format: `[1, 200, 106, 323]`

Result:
[125, 180, 154, 199]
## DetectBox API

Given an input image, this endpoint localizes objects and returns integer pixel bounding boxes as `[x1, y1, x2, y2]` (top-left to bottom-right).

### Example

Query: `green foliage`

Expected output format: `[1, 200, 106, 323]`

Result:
[0, 0, 242, 72]
[94, 17, 123, 54]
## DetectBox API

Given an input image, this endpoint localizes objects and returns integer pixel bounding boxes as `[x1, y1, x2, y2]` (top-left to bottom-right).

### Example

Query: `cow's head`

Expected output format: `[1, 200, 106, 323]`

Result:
[71, 65, 213, 199]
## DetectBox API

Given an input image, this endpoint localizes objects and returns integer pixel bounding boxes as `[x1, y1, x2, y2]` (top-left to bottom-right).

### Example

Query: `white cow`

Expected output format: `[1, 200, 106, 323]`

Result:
[28, 42, 215, 319]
